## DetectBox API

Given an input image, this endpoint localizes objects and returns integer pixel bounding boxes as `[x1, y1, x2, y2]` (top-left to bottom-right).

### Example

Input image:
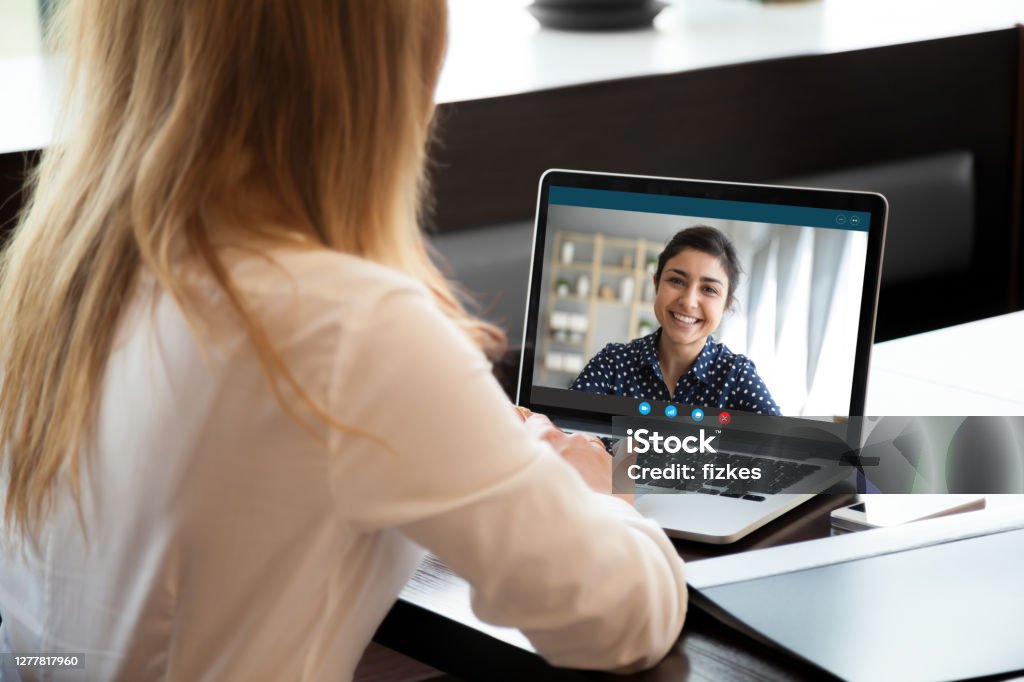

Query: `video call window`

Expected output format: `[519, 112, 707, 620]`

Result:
[532, 202, 869, 418]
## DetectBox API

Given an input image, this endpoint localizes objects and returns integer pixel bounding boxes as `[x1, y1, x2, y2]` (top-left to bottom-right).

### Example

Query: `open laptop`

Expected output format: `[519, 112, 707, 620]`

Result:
[516, 170, 888, 543]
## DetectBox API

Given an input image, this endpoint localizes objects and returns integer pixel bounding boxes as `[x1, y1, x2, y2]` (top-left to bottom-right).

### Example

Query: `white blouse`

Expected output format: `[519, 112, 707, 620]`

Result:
[0, 248, 686, 681]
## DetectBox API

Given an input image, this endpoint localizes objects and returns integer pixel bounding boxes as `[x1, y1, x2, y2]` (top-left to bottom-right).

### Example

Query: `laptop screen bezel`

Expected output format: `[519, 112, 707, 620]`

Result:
[516, 168, 889, 431]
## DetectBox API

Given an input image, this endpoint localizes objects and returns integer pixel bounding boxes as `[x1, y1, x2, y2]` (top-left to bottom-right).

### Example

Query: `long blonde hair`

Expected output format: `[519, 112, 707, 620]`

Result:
[0, 0, 504, 538]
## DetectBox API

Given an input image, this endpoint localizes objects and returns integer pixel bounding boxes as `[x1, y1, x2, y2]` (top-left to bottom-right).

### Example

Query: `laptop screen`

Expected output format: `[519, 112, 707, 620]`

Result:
[518, 171, 887, 429]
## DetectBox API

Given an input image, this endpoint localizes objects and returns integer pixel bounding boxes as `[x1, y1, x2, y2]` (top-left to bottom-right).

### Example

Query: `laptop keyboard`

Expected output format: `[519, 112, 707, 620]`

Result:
[647, 454, 815, 497]
[623, 446, 821, 500]
[589, 435, 822, 500]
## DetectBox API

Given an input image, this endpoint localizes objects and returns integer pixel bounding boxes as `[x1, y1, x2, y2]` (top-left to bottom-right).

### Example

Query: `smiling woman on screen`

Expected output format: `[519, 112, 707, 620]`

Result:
[0, 1, 686, 679]
[571, 226, 782, 416]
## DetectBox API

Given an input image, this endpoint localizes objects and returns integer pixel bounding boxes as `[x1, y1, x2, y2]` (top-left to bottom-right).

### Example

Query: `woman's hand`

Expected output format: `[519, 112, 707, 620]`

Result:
[517, 409, 633, 505]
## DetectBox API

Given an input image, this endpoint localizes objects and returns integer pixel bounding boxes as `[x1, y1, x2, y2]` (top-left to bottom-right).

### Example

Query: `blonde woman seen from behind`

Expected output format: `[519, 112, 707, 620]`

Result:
[0, 2, 686, 680]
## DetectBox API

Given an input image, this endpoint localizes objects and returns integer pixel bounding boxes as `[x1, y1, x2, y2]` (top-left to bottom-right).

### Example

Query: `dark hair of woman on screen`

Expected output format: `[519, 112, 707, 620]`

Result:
[0, 1, 686, 678]
[571, 226, 781, 415]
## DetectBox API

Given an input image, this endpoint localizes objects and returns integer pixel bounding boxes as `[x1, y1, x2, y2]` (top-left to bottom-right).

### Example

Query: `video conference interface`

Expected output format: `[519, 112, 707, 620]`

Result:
[528, 185, 872, 422]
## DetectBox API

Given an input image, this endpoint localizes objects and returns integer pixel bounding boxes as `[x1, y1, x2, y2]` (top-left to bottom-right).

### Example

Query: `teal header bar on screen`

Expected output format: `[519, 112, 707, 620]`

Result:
[548, 186, 871, 231]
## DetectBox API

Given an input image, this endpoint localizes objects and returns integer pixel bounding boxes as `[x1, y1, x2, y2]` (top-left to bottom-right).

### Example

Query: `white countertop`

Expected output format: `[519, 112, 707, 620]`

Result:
[439, 0, 1024, 102]
[867, 311, 1024, 415]
[5, 0, 1024, 154]
[0, 55, 62, 155]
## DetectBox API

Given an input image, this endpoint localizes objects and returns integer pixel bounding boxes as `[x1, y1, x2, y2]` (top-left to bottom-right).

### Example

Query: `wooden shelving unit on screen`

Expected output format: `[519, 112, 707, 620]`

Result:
[539, 230, 664, 386]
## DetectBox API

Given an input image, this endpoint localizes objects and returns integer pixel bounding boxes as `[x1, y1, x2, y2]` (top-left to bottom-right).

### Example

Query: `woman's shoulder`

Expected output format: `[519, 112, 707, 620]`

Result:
[229, 247, 427, 304]
[192, 247, 435, 352]
[594, 335, 648, 361]
[596, 340, 629, 355]
[708, 341, 758, 372]
[584, 333, 655, 371]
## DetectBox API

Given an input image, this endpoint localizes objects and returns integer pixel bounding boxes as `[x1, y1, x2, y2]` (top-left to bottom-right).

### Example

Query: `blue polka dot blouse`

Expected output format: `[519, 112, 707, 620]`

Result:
[569, 330, 782, 415]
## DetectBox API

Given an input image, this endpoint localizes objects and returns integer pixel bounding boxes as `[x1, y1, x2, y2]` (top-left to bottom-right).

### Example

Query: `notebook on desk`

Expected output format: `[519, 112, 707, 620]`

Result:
[516, 170, 888, 543]
[686, 506, 1024, 682]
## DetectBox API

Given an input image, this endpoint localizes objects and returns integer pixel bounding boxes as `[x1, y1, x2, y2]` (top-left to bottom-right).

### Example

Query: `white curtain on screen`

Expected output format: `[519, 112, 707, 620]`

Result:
[718, 225, 865, 417]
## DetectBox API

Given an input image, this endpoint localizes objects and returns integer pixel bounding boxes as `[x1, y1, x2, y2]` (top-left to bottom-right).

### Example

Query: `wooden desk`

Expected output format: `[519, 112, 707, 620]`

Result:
[374, 492, 856, 682]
